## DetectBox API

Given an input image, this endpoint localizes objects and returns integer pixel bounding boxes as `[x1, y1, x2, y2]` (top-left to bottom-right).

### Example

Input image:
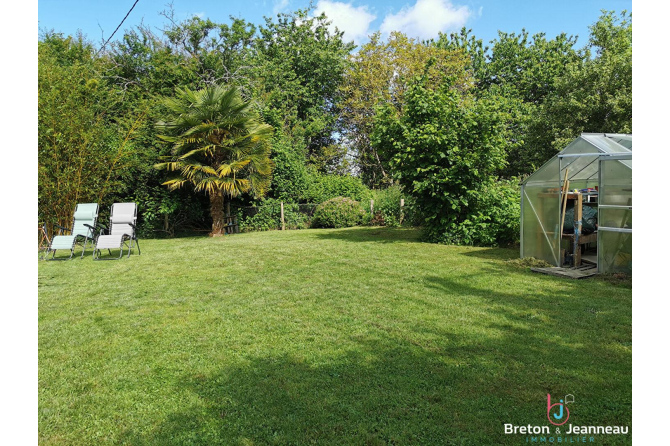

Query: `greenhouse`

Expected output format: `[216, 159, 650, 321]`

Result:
[520, 133, 632, 274]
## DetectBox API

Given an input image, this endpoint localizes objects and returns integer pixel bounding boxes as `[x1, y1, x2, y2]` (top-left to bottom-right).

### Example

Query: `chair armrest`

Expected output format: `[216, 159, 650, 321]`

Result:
[53, 223, 70, 235]
[84, 224, 101, 236]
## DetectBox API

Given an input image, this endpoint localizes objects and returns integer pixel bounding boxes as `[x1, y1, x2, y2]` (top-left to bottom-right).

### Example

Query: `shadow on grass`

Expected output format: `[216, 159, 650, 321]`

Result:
[460, 248, 519, 262]
[121, 274, 631, 445]
[311, 226, 423, 244]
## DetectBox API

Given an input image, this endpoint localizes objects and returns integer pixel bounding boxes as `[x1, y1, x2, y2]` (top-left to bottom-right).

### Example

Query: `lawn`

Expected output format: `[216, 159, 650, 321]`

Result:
[38, 227, 632, 445]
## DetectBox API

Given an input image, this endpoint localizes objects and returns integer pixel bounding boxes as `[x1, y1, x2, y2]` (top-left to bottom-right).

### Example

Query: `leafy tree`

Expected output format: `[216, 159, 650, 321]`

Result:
[340, 32, 471, 187]
[435, 27, 581, 176]
[372, 75, 508, 245]
[433, 28, 488, 90]
[526, 10, 632, 161]
[253, 8, 354, 169]
[155, 85, 274, 236]
[483, 30, 580, 104]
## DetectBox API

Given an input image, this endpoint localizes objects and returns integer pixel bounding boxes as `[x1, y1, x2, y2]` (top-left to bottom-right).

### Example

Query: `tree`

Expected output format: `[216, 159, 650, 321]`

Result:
[372, 74, 508, 245]
[253, 8, 354, 170]
[155, 85, 274, 236]
[435, 27, 581, 176]
[526, 10, 632, 162]
[340, 32, 471, 187]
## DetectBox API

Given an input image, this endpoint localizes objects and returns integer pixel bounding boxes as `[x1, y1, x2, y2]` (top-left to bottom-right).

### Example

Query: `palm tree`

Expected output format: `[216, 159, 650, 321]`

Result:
[156, 85, 273, 236]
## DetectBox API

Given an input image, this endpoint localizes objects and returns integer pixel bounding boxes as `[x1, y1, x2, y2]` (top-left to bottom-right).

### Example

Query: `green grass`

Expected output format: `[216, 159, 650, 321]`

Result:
[39, 227, 632, 445]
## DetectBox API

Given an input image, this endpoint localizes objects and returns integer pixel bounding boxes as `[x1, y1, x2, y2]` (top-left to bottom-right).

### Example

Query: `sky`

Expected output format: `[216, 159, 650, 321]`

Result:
[38, 0, 633, 49]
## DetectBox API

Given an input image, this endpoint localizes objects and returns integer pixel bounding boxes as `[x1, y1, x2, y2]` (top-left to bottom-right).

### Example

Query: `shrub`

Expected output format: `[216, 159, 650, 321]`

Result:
[426, 178, 520, 246]
[304, 171, 370, 204]
[311, 197, 365, 228]
[269, 133, 309, 202]
[478, 178, 521, 246]
[239, 199, 308, 232]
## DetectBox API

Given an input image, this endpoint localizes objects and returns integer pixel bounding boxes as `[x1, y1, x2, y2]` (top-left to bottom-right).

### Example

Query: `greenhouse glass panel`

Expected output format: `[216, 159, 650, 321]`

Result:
[525, 157, 560, 185]
[599, 208, 632, 230]
[598, 230, 632, 274]
[521, 184, 561, 265]
[600, 159, 632, 206]
[561, 137, 599, 155]
[582, 134, 630, 153]
[560, 155, 599, 181]
[521, 134, 631, 271]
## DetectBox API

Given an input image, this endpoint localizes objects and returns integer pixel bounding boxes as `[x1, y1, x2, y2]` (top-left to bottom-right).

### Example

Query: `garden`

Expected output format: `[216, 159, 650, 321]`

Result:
[38, 5, 632, 445]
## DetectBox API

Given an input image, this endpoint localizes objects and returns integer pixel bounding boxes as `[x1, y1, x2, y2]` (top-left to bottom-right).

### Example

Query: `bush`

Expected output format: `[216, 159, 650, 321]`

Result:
[304, 171, 370, 204]
[369, 185, 420, 227]
[239, 199, 308, 232]
[311, 197, 365, 228]
[269, 133, 309, 202]
[427, 178, 520, 246]
[481, 178, 521, 246]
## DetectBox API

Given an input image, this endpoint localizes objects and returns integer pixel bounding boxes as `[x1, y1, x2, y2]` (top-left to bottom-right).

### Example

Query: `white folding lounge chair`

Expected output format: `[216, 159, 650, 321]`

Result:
[45, 203, 99, 260]
[93, 202, 141, 260]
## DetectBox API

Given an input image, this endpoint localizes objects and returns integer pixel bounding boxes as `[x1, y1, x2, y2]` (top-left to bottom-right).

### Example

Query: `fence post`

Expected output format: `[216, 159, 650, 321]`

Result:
[400, 198, 405, 225]
[370, 199, 374, 216]
[281, 201, 285, 231]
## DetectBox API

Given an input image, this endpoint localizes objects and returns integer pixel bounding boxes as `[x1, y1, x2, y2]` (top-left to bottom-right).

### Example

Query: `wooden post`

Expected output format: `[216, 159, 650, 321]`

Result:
[573, 192, 582, 266]
[558, 169, 570, 264]
[280, 201, 285, 231]
[370, 199, 374, 215]
[400, 198, 405, 224]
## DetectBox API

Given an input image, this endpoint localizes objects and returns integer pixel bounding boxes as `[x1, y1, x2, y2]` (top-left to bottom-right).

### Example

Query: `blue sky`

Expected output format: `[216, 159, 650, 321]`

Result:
[38, 0, 632, 49]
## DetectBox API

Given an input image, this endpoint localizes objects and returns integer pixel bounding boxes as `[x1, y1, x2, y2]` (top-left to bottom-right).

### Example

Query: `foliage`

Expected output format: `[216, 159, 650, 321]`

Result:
[155, 84, 274, 235]
[372, 75, 508, 245]
[38, 35, 140, 236]
[525, 11, 632, 162]
[456, 178, 521, 247]
[267, 133, 309, 202]
[340, 32, 471, 187]
[303, 171, 370, 204]
[38, 7, 632, 240]
[253, 8, 354, 169]
[238, 198, 308, 232]
[368, 185, 417, 228]
[481, 30, 580, 104]
[311, 197, 365, 228]
[435, 27, 581, 176]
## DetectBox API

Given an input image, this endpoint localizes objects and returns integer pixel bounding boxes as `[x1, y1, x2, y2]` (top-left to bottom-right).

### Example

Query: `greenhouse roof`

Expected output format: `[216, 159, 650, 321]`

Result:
[523, 133, 632, 185]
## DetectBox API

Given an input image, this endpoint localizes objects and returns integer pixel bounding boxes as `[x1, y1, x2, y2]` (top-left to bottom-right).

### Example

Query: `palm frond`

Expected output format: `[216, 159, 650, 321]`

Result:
[156, 83, 274, 201]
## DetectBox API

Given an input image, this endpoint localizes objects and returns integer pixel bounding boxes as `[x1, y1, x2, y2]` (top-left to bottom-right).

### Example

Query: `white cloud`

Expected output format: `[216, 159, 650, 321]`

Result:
[313, 1, 377, 44]
[273, 0, 290, 15]
[380, 0, 471, 40]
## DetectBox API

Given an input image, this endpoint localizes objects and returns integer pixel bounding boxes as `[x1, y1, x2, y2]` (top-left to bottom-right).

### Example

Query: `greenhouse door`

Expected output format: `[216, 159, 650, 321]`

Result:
[597, 154, 632, 274]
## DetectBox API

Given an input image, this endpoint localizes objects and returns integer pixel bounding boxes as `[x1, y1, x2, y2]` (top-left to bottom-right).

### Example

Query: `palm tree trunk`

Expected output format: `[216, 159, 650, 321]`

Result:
[209, 189, 225, 236]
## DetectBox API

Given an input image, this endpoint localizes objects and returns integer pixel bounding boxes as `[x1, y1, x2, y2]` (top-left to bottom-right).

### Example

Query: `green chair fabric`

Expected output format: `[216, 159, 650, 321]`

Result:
[46, 203, 99, 260]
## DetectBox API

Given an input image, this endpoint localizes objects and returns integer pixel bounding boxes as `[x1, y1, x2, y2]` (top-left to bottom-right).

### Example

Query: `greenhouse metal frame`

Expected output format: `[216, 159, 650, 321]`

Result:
[520, 133, 632, 274]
